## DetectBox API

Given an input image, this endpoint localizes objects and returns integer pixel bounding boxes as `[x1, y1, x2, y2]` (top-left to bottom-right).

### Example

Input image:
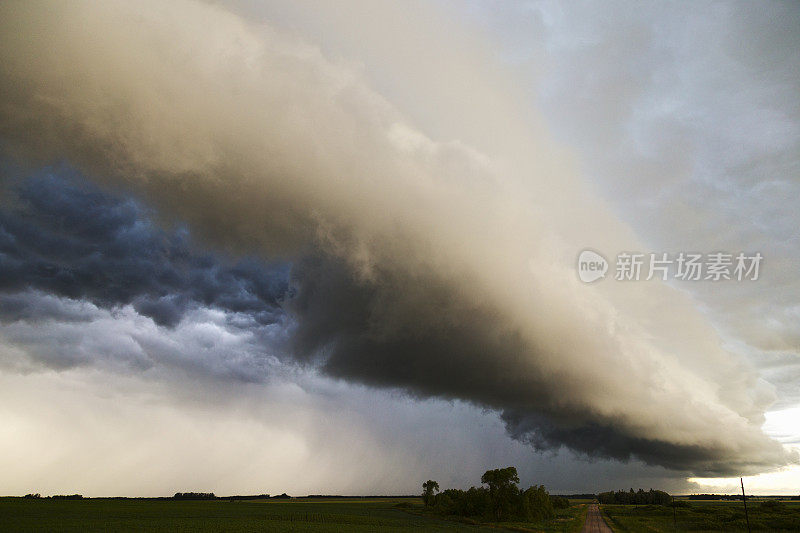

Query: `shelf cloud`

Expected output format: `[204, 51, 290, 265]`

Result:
[0, 0, 794, 477]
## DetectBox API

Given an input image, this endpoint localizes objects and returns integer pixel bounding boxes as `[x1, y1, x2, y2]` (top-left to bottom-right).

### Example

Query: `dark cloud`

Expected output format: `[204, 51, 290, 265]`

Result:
[500, 412, 784, 477]
[287, 254, 789, 477]
[0, 167, 290, 327]
[0, 168, 786, 477]
[8, 172, 752, 474]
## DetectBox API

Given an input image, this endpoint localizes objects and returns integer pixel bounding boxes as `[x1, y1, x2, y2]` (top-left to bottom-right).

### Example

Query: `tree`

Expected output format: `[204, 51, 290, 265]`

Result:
[422, 480, 440, 507]
[421, 467, 560, 524]
[598, 488, 672, 505]
[481, 467, 520, 521]
[522, 485, 555, 521]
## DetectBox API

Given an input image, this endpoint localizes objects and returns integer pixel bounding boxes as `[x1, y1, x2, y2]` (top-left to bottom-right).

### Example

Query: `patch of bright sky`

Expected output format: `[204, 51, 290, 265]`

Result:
[690, 407, 800, 495]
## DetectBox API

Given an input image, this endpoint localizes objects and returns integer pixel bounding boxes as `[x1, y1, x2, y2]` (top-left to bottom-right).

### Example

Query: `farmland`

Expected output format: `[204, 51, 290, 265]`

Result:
[601, 499, 800, 532]
[0, 496, 587, 532]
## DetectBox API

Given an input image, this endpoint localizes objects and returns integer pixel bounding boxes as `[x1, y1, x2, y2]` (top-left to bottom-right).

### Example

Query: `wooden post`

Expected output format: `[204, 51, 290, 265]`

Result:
[741, 477, 751, 533]
[672, 494, 677, 531]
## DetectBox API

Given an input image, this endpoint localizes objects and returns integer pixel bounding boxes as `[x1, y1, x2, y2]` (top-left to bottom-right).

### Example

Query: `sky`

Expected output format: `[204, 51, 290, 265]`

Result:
[0, 0, 797, 496]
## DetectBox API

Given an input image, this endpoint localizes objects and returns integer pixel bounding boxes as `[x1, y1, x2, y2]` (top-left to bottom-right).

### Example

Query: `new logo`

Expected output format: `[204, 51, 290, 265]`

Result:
[578, 249, 608, 283]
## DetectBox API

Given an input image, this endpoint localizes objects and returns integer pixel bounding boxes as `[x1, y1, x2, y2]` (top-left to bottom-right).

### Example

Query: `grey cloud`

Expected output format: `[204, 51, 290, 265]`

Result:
[0, 298, 285, 381]
[506, 0, 800, 388]
[0, 291, 101, 324]
[0, 168, 290, 327]
[287, 252, 790, 476]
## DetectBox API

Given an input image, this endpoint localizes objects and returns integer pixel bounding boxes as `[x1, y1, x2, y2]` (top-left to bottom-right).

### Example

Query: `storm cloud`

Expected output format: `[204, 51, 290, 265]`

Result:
[0, 0, 795, 478]
[0, 168, 289, 328]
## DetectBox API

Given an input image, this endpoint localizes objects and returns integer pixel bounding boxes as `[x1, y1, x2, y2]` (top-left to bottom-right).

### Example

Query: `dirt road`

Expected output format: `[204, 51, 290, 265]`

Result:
[580, 503, 613, 533]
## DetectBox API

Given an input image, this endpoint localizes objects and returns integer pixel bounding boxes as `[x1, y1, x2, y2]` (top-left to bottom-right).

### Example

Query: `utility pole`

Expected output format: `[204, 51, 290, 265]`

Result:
[741, 477, 751, 533]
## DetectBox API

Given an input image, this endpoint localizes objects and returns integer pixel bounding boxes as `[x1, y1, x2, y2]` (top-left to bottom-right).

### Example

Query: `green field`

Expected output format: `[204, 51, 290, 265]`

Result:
[601, 500, 800, 532]
[498, 502, 587, 532]
[0, 497, 587, 532]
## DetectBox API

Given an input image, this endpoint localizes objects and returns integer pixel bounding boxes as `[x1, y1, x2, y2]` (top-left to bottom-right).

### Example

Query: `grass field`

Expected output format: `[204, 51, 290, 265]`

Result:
[0, 497, 587, 532]
[601, 500, 800, 532]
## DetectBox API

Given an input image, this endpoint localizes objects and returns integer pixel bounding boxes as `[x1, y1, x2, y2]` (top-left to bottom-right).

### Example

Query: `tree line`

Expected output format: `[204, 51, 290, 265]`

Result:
[422, 466, 569, 522]
[688, 494, 744, 500]
[597, 488, 672, 505]
[24, 494, 83, 500]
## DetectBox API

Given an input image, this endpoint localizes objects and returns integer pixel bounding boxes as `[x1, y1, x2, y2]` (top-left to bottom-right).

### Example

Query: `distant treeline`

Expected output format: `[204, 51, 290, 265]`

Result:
[688, 494, 800, 501]
[19, 492, 422, 501]
[305, 495, 418, 499]
[555, 493, 596, 499]
[423, 466, 567, 523]
[173, 492, 294, 500]
[688, 494, 744, 501]
[173, 492, 216, 500]
[598, 489, 671, 505]
[24, 494, 83, 500]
